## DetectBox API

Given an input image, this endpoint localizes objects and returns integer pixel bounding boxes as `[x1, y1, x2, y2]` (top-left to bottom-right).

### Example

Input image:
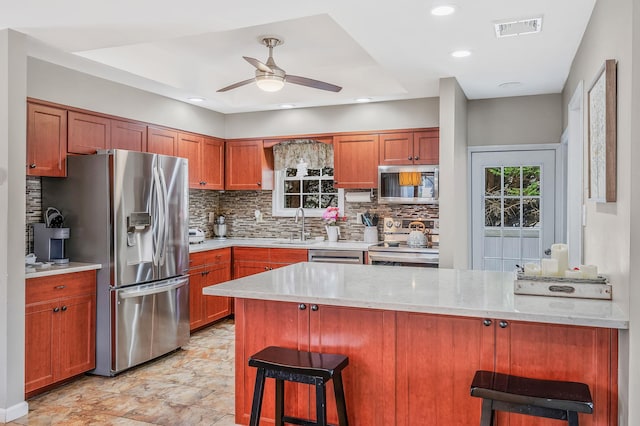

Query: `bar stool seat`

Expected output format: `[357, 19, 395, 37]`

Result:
[249, 346, 349, 426]
[470, 370, 593, 426]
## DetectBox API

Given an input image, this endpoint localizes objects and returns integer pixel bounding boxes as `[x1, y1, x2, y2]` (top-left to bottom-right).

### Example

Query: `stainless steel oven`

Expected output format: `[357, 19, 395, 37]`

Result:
[368, 217, 439, 267]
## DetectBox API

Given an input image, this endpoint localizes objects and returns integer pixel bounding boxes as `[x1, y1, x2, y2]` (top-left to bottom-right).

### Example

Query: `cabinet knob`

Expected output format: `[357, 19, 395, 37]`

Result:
[499, 320, 509, 329]
[200, 181, 206, 185]
[408, 156, 413, 160]
[483, 319, 492, 327]
[53, 307, 60, 313]
[264, 266, 269, 270]
[257, 182, 261, 187]
[311, 304, 319, 311]
[29, 163, 37, 169]
[414, 156, 419, 160]
[55, 285, 66, 290]
[298, 303, 307, 310]
[61, 306, 67, 311]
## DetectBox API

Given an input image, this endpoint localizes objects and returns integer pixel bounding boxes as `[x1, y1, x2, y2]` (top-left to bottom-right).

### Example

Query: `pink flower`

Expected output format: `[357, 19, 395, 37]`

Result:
[322, 207, 344, 225]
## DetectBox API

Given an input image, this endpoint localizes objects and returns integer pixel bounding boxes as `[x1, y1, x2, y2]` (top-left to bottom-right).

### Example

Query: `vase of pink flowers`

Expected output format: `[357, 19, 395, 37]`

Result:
[323, 207, 344, 242]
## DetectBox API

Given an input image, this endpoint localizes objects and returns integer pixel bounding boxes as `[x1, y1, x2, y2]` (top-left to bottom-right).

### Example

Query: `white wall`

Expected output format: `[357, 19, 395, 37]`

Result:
[467, 94, 562, 146]
[27, 58, 226, 138]
[0, 29, 28, 422]
[224, 98, 439, 139]
[561, 0, 634, 423]
[438, 77, 468, 269]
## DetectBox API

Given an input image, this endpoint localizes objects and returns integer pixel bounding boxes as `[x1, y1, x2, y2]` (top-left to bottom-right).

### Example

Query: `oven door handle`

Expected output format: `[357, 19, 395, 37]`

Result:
[368, 253, 439, 264]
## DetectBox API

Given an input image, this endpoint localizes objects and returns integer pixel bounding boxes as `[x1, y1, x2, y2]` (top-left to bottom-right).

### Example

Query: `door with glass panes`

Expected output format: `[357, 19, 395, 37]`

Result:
[471, 149, 556, 271]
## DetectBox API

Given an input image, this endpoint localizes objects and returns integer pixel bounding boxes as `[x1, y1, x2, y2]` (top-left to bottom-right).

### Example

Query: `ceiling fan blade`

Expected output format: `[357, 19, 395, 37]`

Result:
[217, 78, 255, 92]
[286, 75, 342, 92]
[243, 56, 274, 73]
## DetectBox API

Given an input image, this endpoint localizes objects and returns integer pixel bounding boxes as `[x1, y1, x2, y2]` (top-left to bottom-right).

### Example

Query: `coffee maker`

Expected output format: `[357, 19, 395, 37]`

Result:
[33, 223, 70, 264]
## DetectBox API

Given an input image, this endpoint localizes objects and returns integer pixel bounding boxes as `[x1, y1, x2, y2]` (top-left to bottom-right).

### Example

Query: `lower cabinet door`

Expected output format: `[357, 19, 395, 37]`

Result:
[189, 268, 205, 330]
[57, 294, 96, 379]
[204, 263, 232, 323]
[395, 313, 494, 426]
[25, 302, 56, 393]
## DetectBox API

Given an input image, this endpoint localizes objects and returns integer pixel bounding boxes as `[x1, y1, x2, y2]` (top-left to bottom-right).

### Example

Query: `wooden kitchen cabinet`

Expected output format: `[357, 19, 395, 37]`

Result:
[111, 119, 147, 151]
[67, 111, 111, 154]
[147, 126, 178, 156]
[235, 299, 396, 426]
[232, 247, 308, 278]
[333, 134, 379, 188]
[27, 102, 67, 177]
[177, 133, 224, 190]
[225, 139, 273, 190]
[396, 313, 617, 426]
[25, 270, 96, 397]
[189, 248, 232, 331]
[379, 129, 439, 165]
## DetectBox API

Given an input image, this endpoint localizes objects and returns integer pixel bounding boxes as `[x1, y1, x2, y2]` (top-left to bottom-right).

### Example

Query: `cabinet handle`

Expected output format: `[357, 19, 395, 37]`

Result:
[55, 285, 66, 290]
[483, 319, 492, 327]
[311, 304, 319, 311]
[298, 304, 307, 310]
[408, 156, 413, 160]
[257, 182, 261, 187]
[53, 307, 60, 312]
[414, 156, 419, 160]
[29, 163, 37, 169]
[61, 306, 67, 311]
[499, 320, 509, 329]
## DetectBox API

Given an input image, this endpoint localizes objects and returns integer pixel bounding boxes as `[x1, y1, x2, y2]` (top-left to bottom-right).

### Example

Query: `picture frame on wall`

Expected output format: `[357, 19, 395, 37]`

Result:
[588, 59, 617, 203]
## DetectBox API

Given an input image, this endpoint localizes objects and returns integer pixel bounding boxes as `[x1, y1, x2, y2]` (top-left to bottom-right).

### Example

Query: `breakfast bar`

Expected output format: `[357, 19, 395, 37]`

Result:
[204, 262, 627, 425]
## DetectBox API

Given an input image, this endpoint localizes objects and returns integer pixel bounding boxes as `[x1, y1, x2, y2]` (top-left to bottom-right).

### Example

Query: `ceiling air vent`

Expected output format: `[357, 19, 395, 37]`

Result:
[494, 17, 543, 38]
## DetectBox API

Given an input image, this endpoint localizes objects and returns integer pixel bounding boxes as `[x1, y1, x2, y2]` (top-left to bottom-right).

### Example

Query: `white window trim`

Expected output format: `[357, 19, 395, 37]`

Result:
[272, 170, 345, 217]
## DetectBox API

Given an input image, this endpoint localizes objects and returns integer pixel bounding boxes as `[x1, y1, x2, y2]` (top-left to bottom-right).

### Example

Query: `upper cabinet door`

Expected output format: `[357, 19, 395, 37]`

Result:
[413, 129, 439, 165]
[67, 111, 111, 155]
[333, 134, 379, 188]
[177, 132, 203, 188]
[27, 103, 67, 177]
[147, 126, 178, 156]
[201, 137, 224, 190]
[379, 133, 414, 165]
[225, 140, 265, 190]
[111, 120, 147, 152]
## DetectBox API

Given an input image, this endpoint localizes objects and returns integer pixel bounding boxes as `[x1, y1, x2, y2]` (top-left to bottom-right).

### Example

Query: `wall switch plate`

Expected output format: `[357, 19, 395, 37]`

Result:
[356, 213, 363, 224]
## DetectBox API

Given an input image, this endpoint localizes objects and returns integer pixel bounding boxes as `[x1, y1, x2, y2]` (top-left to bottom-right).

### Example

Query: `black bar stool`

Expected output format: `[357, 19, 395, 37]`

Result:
[248, 346, 349, 426]
[470, 370, 593, 426]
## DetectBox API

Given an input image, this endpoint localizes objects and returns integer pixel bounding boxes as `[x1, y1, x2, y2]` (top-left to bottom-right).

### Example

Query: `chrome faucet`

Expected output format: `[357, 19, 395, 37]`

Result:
[294, 207, 306, 241]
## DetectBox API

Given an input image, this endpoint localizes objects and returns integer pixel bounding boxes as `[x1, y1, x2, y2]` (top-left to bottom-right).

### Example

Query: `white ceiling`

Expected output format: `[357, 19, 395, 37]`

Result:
[2, 0, 596, 114]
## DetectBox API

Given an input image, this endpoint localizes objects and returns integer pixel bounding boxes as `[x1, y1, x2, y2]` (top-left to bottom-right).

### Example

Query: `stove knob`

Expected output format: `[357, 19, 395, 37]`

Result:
[385, 220, 393, 228]
[394, 221, 401, 228]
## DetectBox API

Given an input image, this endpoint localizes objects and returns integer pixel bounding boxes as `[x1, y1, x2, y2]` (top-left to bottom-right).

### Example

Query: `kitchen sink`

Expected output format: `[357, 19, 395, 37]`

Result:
[273, 240, 319, 245]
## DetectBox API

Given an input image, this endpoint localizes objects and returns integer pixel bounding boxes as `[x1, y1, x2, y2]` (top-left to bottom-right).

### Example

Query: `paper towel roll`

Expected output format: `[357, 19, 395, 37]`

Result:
[345, 192, 371, 202]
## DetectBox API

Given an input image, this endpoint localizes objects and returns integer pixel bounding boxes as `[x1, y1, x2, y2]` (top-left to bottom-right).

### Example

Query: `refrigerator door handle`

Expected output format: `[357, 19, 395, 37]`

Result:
[158, 167, 169, 266]
[118, 277, 188, 299]
[152, 166, 165, 267]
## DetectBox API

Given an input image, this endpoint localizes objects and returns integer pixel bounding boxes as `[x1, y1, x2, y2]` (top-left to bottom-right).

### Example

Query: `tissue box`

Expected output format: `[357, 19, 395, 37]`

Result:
[514, 273, 611, 300]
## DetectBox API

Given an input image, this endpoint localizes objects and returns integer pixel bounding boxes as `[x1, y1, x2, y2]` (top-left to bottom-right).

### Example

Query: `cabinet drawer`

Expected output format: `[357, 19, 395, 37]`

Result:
[189, 251, 209, 269]
[233, 247, 270, 262]
[205, 248, 231, 265]
[270, 248, 308, 263]
[26, 270, 96, 305]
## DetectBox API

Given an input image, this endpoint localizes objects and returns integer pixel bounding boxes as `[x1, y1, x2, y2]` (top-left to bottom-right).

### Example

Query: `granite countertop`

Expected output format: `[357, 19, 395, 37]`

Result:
[189, 238, 375, 253]
[25, 262, 102, 279]
[203, 262, 629, 329]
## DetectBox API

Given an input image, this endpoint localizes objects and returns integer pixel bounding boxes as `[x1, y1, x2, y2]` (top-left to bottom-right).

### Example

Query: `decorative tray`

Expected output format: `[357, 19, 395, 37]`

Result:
[514, 273, 611, 300]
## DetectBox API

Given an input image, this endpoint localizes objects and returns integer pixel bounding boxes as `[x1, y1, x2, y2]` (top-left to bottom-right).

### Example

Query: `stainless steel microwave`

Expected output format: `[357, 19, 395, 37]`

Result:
[378, 165, 439, 204]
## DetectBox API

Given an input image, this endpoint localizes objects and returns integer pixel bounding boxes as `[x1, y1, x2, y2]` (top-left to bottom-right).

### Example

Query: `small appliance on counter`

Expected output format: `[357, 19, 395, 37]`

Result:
[213, 215, 227, 240]
[33, 207, 70, 264]
[189, 228, 205, 244]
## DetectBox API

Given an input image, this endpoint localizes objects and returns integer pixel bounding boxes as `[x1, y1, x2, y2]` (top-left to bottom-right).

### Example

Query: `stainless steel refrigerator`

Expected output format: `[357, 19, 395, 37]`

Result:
[43, 150, 190, 376]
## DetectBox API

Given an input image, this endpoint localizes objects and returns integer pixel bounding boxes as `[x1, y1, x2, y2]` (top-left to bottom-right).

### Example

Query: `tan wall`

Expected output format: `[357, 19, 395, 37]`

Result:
[467, 94, 562, 146]
[561, 0, 634, 423]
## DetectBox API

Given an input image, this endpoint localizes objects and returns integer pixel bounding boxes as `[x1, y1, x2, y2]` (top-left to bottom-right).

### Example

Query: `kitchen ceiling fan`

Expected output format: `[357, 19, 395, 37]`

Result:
[217, 37, 342, 93]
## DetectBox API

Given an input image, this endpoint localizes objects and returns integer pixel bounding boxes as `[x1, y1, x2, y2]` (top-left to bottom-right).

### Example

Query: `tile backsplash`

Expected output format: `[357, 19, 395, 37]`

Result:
[26, 179, 438, 253]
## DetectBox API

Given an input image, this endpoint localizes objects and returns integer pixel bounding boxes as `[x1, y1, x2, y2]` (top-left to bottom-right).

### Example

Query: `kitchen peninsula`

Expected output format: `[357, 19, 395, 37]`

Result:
[204, 262, 627, 426]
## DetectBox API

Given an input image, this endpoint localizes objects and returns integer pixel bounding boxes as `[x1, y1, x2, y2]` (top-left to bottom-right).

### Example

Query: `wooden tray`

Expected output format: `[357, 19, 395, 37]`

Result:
[514, 273, 611, 300]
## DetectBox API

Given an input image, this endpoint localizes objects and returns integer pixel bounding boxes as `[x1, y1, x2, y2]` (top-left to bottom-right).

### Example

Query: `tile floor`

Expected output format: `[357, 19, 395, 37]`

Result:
[10, 319, 237, 426]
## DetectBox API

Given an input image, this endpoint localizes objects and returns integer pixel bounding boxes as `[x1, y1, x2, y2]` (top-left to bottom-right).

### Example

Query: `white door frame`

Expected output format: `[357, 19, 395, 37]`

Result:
[467, 144, 565, 268]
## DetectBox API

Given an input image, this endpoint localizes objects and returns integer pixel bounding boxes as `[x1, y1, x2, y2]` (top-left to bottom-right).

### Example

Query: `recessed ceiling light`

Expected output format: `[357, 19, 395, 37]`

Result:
[187, 97, 205, 102]
[356, 98, 372, 103]
[279, 104, 295, 109]
[451, 50, 471, 58]
[431, 5, 456, 16]
[498, 81, 523, 88]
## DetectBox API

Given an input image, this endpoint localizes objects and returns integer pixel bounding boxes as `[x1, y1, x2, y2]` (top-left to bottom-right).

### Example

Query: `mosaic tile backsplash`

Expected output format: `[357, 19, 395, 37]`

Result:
[26, 178, 438, 253]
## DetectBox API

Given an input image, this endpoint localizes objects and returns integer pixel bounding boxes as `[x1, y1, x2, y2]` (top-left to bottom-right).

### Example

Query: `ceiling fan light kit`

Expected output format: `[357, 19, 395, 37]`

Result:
[217, 37, 342, 93]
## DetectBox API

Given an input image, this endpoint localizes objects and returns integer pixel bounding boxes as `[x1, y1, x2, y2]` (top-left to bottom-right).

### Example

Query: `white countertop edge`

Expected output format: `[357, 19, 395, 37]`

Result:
[26, 262, 102, 279]
[189, 238, 375, 253]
